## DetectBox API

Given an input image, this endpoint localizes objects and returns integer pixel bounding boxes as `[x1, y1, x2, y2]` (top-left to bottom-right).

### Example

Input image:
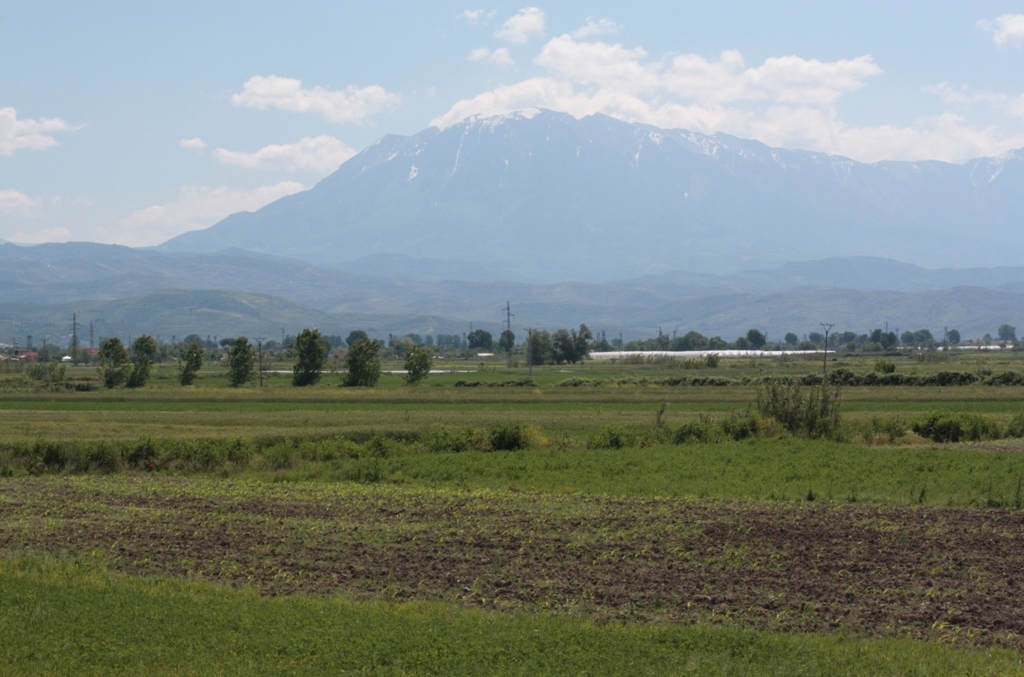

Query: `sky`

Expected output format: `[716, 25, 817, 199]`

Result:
[3, 1, 1024, 247]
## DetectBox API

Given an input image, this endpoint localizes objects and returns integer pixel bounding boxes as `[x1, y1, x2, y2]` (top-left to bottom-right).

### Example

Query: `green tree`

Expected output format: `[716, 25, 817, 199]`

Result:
[126, 335, 157, 388]
[947, 329, 961, 345]
[97, 338, 131, 389]
[292, 328, 328, 387]
[467, 329, 493, 350]
[573, 324, 593, 362]
[527, 330, 552, 366]
[746, 329, 767, 349]
[498, 329, 515, 359]
[676, 331, 708, 351]
[784, 332, 799, 346]
[226, 336, 256, 387]
[998, 324, 1017, 342]
[344, 337, 381, 387]
[178, 342, 204, 386]
[552, 329, 574, 364]
[552, 324, 592, 364]
[403, 345, 432, 385]
[345, 330, 368, 347]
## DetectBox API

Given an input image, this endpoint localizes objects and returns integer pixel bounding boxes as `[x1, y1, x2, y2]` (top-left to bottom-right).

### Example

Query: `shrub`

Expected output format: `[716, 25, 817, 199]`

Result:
[590, 426, 630, 449]
[673, 415, 717, 444]
[912, 412, 1002, 443]
[28, 362, 67, 391]
[721, 414, 758, 441]
[874, 359, 896, 374]
[757, 378, 841, 439]
[127, 438, 158, 469]
[488, 422, 528, 451]
[1006, 411, 1024, 438]
[454, 378, 536, 388]
[423, 428, 471, 454]
[985, 371, 1024, 386]
[826, 368, 859, 386]
[865, 416, 908, 443]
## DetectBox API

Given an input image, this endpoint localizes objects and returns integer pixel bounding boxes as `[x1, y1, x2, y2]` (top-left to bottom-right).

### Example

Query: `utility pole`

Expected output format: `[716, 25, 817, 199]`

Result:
[255, 337, 266, 387]
[503, 301, 515, 367]
[71, 313, 79, 363]
[525, 328, 535, 378]
[89, 321, 94, 349]
[820, 322, 834, 380]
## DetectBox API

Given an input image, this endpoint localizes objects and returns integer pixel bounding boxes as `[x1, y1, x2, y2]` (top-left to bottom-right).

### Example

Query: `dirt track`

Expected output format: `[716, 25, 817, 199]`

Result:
[3, 476, 1024, 646]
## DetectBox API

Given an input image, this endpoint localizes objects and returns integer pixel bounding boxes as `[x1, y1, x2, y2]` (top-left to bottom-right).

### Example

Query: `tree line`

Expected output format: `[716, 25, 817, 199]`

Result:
[93, 329, 432, 389]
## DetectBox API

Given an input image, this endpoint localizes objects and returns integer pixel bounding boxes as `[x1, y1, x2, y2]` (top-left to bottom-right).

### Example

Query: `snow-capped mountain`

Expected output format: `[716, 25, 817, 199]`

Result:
[159, 110, 1024, 281]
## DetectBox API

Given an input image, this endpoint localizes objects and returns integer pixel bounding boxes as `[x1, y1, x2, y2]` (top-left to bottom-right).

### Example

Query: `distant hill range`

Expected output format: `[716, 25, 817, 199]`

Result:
[2, 242, 1022, 344]
[159, 109, 1024, 281]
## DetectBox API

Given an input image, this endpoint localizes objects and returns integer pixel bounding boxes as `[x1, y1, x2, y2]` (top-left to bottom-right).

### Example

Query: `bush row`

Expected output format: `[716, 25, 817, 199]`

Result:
[555, 370, 1024, 388]
[0, 422, 537, 477]
[453, 378, 537, 388]
[5, 408, 1024, 479]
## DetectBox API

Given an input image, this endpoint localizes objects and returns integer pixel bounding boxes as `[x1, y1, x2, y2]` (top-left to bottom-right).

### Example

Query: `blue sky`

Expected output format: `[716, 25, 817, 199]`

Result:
[3, 1, 1024, 247]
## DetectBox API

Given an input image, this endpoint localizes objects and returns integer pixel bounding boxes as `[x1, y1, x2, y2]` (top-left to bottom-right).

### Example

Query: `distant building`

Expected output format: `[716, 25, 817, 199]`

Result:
[13, 349, 38, 362]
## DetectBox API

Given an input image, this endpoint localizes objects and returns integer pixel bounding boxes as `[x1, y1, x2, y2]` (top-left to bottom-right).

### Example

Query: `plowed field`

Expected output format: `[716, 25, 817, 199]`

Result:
[3, 476, 1023, 647]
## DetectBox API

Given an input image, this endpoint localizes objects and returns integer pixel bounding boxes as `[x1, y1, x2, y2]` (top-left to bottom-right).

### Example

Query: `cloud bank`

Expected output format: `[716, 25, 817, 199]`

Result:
[432, 29, 1024, 163]
[980, 14, 1024, 46]
[495, 7, 545, 43]
[0, 107, 71, 155]
[0, 188, 40, 216]
[232, 75, 399, 124]
[114, 181, 306, 246]
[213, 136, 356, 172]
[469, 46, 514, 66]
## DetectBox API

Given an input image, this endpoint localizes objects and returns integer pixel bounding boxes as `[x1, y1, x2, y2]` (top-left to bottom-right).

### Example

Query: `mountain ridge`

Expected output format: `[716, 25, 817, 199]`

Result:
[159, 109, 1024, 280]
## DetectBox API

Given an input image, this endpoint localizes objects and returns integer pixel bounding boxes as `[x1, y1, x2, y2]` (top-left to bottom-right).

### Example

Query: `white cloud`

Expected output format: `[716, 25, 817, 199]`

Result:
[495, 7, 545, 43]
[232, 75, 399, 124]
[433, 33, 1024, 162]
[468, 46, 515, 66]
[212, 136, 356, 172]
[1009, 94, 1024, 118]
[572, 17, 622, 39]
[461, 9, 495, 25]
[534, 38, 881, 106]
[179, 137, 206, 149]
[0, 189, 40, 216]
[0, 107, 71, 155]
[979, 14, 1024, 46]
[9, 226, 72, 244]
[924, 82, 1024, 119]
[113, 181, 306, 246]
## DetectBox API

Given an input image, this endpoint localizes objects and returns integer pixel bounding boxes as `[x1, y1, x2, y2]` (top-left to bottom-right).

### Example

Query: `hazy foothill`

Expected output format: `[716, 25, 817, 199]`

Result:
[8, 5, 1024, 674]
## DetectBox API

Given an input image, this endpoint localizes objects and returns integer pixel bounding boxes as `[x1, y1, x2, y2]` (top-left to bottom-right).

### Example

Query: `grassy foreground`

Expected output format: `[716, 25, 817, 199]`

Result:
[2, 555, 1020, 676]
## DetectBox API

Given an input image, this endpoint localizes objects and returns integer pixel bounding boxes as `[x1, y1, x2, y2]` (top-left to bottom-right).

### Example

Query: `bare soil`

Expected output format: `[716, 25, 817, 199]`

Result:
[3, 476, 1024, 646]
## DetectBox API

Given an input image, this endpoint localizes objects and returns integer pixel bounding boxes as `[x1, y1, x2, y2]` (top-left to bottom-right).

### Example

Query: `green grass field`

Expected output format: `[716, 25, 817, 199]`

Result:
[3, 555, 1021, 676]
[3, 351, 1024, 673]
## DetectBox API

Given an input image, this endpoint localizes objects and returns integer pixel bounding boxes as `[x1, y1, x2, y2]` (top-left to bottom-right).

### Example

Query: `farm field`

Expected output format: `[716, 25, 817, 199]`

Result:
[3, 351, 1024, 673]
